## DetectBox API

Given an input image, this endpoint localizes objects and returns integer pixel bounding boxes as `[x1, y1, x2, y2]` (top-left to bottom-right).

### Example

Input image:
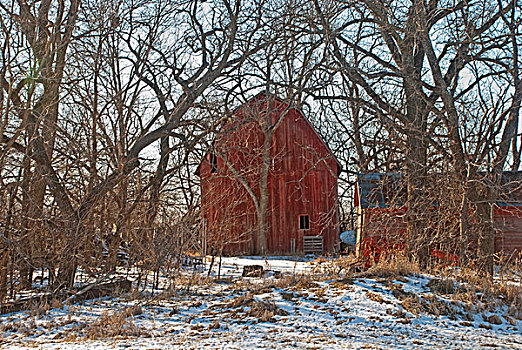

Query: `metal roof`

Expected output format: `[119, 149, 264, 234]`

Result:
[356, 173, 404, 209]
[356, 171, 522, 209]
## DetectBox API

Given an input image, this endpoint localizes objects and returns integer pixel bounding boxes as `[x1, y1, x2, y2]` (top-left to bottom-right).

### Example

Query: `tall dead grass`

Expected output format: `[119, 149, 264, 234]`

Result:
[82, 306, 147, 339]
[360, 255, 420, 278]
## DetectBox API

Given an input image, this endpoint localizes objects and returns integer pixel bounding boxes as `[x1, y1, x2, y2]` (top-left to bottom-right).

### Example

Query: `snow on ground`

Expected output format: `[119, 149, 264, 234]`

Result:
[1, 256, 521, 349]
[207, 255, 316, 277]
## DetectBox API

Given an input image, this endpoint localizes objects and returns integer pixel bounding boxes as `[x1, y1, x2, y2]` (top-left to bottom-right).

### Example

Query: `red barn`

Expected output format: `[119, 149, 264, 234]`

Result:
[196, 94, 340, 255]
[355, 172, 522, 262]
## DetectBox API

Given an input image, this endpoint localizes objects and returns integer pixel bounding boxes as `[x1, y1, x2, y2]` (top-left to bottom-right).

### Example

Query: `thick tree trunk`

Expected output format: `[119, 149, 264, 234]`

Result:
[403, 77, 429, 266]
[18, 80, 60, 289]
[105, 179, 129, 273]
[459, 179, 470, 264]
[0, 251, 8, 302]
[19, 155, 34, 290]
[475, 2, 522, 274]
[475, 189, 495, 276]
[147, 136, 170, 226]
[256, 135, 271, 255]
[418, 5, 472, 270]
[256, 207, 268, 255]
[405, 131, 430, 266]
[1, 175, 20, 300]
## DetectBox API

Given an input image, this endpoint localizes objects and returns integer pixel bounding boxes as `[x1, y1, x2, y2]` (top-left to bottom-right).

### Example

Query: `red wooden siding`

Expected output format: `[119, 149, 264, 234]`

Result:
[494, 207, 522, 256]
[198, 94, 339, 255]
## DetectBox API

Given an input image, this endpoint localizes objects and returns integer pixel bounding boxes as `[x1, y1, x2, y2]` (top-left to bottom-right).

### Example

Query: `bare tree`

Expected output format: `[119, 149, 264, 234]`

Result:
[313, 0, 518, 272]
[0, 0, 271, 291]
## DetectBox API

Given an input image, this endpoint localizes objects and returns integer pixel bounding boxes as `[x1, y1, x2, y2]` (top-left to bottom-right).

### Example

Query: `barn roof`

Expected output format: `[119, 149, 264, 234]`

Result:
[356, 171, 522, 209]
[195, 93, 342, 176]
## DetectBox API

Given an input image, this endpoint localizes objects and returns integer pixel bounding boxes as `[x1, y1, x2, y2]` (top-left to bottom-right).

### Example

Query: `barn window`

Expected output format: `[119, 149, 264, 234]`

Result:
[210, 153, 218, 173]
[299, 215, 310, 230]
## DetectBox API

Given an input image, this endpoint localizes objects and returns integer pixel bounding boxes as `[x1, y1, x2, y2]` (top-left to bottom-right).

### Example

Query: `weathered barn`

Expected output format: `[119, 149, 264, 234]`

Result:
[196, 94, 340, 255]
[355, 172, 522, 261]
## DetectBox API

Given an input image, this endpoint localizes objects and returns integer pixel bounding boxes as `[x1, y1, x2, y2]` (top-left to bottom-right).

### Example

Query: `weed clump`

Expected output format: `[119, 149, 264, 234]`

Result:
[83, 308, 147, 339]
[246, 299, 289, 322]
[427, 278, 455, 295]
[361, 255, 420, 278]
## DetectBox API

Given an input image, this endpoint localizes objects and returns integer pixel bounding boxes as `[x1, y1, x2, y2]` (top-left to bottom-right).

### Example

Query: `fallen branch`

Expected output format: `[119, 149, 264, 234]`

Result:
[0, 279, 132, 315]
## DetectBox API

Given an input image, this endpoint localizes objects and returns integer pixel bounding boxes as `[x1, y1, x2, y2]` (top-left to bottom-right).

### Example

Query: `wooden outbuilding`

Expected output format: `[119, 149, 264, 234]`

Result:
[355, 172, 522, 262]
[196, 94, 340, 255]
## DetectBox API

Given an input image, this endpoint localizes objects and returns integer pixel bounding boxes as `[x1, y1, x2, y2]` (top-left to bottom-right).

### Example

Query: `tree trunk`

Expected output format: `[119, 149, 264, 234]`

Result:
[475, 189, 495, 275]
[0, 251, 8, 303]
[403, 67, 429, 266]
[476, 1, 522, 274]
[255, 114, 275, 255]
[256, 168, 269, 255]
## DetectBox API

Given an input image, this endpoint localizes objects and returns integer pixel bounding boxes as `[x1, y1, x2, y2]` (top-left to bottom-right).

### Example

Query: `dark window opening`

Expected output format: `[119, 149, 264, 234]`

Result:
[210, 153, 218, 173]
[299, 215, 310, 230]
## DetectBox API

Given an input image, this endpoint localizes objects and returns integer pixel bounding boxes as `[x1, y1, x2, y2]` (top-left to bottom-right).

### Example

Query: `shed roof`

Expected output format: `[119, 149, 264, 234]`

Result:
[355, 173, 405, 209]
[356, 171, 522, 209]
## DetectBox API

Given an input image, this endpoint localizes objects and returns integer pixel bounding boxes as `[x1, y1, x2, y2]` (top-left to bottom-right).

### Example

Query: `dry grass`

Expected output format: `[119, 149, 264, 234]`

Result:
[398, 294, 458, 318]
[400, 295, 423, 315]
[226, 294, 255, 309]
[0, 319, 37, 336]
[82, 307, 147, 339]
[499, 284, 522, 319]
[245, 299, 289, 322]
[451, 267, 522, 317]
[280, 291, 297, 301]
[294, 277, 320, 291]
[330, 278, 354, 291]
[360, 255, 420, 278]
[496, 253, 522, 283]
[387, 283, 415, 301]
[215, 293, 289, 323]
[457, 268, 494, 291]
[374, 263, 522, 322]
[427, 278, 455, 295]
[311, 255, 358, 277]
[366, 291, 386, 304]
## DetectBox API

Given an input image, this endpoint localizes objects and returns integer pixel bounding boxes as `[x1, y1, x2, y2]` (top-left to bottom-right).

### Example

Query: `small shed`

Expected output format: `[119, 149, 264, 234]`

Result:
[197, 94, 340, 255]
[355, 172, 522, 260]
